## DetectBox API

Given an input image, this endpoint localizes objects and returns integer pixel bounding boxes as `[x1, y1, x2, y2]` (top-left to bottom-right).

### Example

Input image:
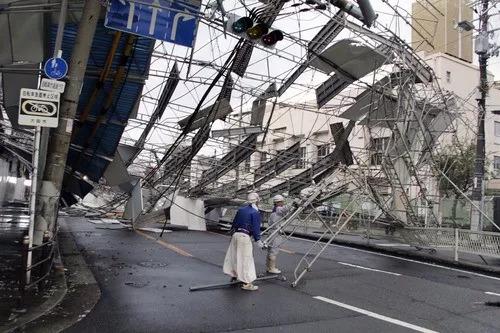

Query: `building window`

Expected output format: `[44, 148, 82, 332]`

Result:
[495, 156, 500, 177]
[495, 121, 500, 143]
[317, 144, 330, 159]
[370, 137, 390, 166]
[295, 147, 306, 169]
[261, 152, 267, 166]
[446, 71, 451, 83]
[244, 156, 251, 173]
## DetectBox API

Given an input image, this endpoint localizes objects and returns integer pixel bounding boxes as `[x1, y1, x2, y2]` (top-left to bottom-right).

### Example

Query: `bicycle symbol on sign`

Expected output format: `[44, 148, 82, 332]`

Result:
[21, 100, 57, 116]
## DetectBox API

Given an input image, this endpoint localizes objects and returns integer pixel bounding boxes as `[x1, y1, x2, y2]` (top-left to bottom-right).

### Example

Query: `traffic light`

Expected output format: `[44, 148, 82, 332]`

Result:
[232, 17, 253, 34]
[227, 13, 283, 48]
[247, 23, 269, 39]
[262, 30, 283, 46]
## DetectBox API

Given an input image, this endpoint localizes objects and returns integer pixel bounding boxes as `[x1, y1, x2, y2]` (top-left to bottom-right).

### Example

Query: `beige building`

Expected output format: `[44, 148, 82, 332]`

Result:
[422, 53, 500, 194]
[411, 0, 473, 63]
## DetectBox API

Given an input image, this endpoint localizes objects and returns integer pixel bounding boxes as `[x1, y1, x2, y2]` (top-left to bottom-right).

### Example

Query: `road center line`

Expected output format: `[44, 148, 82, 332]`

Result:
[290, 236, 500, 281]
[485, 291, 500, 297]
[337, 262, 401, 276]
[313, 296, 439, 333]
[136, 230, 193, 257]
[280, 247, 295, 254]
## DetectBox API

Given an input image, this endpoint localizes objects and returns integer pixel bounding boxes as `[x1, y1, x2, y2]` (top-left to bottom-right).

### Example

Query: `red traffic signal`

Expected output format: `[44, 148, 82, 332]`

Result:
[262, 30, 284, 46]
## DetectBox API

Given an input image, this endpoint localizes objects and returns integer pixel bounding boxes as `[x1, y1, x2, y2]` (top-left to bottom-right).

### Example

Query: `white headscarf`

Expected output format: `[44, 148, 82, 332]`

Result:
[247, 192, 260, 210]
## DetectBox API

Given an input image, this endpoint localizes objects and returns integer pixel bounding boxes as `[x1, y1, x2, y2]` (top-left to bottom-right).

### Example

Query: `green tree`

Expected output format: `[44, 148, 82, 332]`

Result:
[435, 142, 475, 224]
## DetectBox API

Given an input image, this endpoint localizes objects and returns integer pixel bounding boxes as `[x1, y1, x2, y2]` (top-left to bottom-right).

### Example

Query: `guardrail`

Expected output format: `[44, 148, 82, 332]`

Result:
[19, 231, 57, 299]
[399, 227, 500, 261]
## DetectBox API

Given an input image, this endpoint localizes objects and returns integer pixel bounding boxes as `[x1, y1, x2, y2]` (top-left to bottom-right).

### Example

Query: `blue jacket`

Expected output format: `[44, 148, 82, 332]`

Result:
[232, 204, 262, 241]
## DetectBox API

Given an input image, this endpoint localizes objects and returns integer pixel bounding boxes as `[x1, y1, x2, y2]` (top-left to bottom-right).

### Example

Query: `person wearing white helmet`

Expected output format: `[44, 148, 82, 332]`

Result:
[266, 194, 290, 274]
[223, 192, 264, 291]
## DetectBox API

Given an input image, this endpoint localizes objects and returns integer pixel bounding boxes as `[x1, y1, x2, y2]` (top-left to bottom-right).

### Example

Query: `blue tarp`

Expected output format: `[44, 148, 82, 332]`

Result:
[48, 22, 154, 202]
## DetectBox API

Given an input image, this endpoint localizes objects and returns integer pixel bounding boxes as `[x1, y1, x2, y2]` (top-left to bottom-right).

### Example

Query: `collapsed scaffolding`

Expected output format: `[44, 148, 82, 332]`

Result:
[177, 14, 465, 285]
[86, 0, 499, 285]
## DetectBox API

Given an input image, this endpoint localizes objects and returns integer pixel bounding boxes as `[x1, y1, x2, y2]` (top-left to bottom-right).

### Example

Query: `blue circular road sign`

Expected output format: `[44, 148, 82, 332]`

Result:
[44, 57, 68, 80]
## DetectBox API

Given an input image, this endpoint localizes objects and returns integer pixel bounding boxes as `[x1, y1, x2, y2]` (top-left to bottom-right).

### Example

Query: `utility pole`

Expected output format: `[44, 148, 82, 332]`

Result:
[34, 0, 101, 244]
[38, 0, 68, 185]
[470, 0, 490, 231]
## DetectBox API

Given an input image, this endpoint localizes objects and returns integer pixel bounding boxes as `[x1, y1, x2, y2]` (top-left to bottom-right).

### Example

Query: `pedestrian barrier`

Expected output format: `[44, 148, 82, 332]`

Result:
[399, 227, 500, 261]
[19, 231, 57, 299]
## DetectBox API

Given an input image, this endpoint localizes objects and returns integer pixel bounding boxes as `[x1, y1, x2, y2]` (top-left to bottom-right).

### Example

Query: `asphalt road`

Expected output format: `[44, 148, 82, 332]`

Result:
[62, 217, 500, 333]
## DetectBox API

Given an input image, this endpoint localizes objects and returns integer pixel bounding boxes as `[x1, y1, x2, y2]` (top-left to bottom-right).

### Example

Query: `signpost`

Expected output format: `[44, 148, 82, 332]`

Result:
[19, 87, 60, 284]
[104, 0, 201, 47]
[18, 88, 60, 128]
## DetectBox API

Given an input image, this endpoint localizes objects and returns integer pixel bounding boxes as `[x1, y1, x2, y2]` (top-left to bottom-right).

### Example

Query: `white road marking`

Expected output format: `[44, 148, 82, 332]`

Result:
[314, 296, 439, 333]
[337, 262, 401, 276]
[290, 236, 500, 282]
[485, 291, 500, 297]
[376, 243, 411, 247]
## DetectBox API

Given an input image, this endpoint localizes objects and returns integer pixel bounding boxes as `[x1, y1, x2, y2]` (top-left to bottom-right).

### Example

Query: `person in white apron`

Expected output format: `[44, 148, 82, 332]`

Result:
[223, 192, 264, 291]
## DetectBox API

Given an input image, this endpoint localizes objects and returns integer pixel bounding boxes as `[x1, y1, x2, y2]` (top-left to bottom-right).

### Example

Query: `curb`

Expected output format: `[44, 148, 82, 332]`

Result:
[291, 231, 500, 278]
[13, 219, 101, 333]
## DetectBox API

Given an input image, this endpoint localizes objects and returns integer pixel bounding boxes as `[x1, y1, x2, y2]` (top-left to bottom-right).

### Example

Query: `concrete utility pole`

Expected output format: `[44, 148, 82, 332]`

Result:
[470, 0, 490, 231]
[34, 0, 101, 244]
[37, 0, 69, 203]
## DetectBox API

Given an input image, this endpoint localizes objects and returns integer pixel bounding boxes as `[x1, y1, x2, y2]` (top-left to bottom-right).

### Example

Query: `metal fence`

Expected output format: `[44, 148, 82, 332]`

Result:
[399, 227, 500, 261]
[19, 231, 57, 296]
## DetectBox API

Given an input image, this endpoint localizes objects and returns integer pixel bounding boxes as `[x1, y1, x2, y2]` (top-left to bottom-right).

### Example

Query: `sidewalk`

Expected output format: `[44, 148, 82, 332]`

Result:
[11, 218, 101, 333]
[0, 234, 67, 333]
[0, 205, 28, 326]
[215, 216, 500, 276]
[293, 229, 500, 276]
[0, 203, 68, 332]
[0, 217, 100, 333]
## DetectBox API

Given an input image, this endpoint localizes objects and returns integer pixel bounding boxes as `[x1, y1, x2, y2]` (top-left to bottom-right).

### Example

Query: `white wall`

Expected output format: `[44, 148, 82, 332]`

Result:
[170, 195, 206, 231]
[425, 52, 500, 191]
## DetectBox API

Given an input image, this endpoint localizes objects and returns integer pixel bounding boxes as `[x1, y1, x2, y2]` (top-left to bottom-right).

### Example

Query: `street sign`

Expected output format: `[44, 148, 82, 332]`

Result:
[44, 57, 68, 80]
[40, 78, 66, 94]
[18, 88, 60, 128]
[104, 0, 201, 48]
